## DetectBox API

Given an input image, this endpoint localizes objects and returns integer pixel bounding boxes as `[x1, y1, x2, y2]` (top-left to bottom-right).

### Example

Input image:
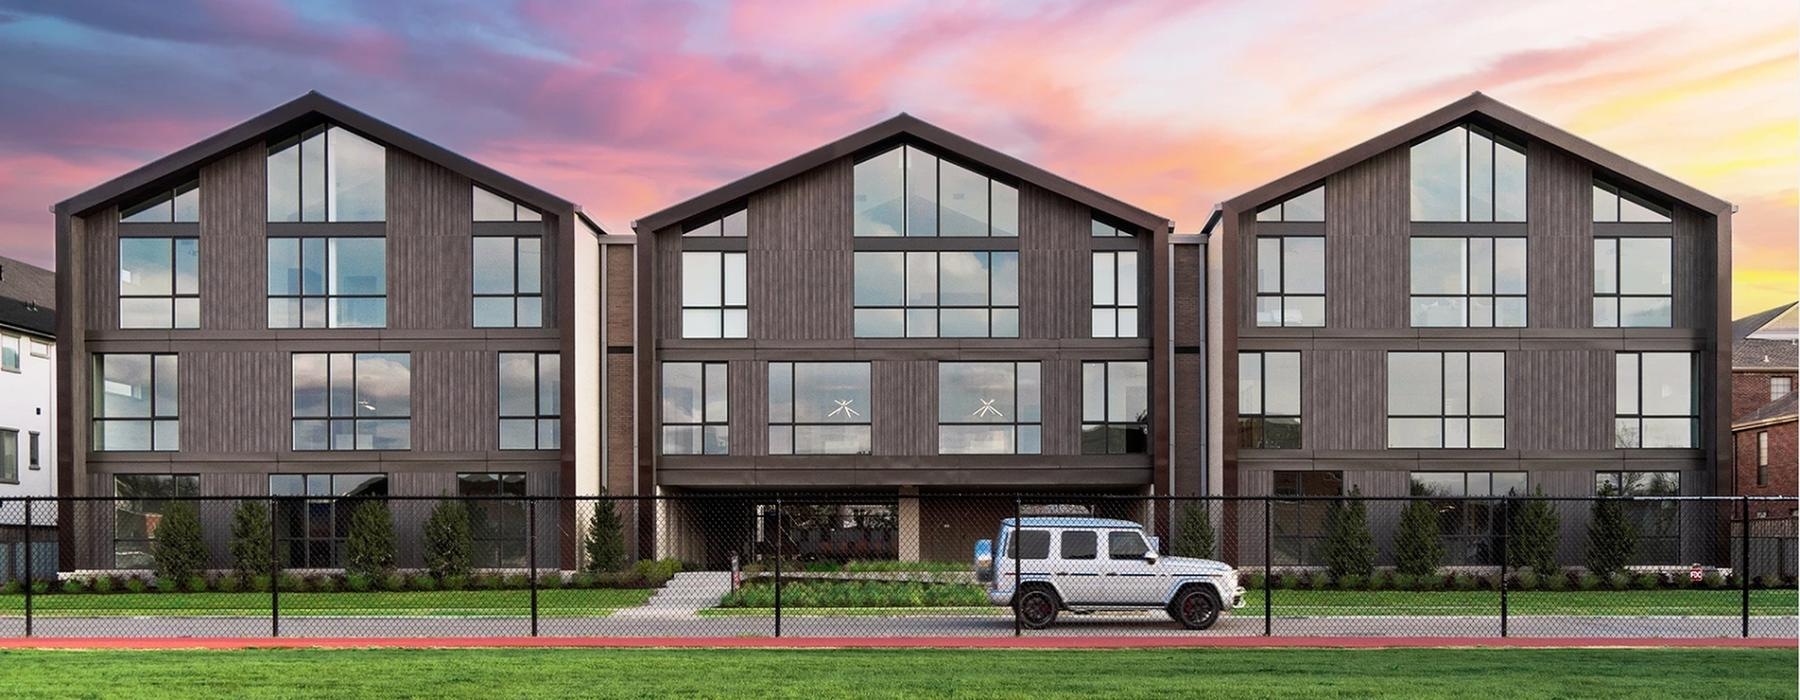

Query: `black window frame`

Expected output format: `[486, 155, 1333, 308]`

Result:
[1254, 235, 1326, 328]
[767, 361, 873, 455]
[681, 207, 747, 237]
[1091, 250, 1140, 338]
[853, 250, 1020, 338]
[1756, 431, 1769, 487]
[680, 250, 748, 339]
[1409, 471, 1528, 566]
[1238, 350, 1302, 449]
[1594, 470, 1681, 565]
[1408, 236, 1528, 328]
[1253, 184, 1325, 223]
[27, 431, 39, 470]
[456, 472, 529, 568]
[1592, 237, 1673, 328]
[472, 185, 543, 223]
[290, 352, 413, 452]
[1591, 179, 1671, 223]
[1081, 360, 1149, 455]
[270, 473, 390, 569]
[1614, 351, 1697, 448]
[1386, 351, 1507, 449]
[1271, 470, 1342, 566]
[472, 235, 544, 328]
[0, 429, 16, 484]
[119, 180, 200, 223]
[1409, 123, 1528, 223]
[112, 473, 199, 569]
[266, 123, 386, 223]
[91, 353, 180, 452]
[936, 360, 1041, 455]
[498, 351, 560, 451]
[853, 144, 1020, 238]
[660, 361, 729, 456]
[117, 236, 200, 330]
[266, 236, 389, 329]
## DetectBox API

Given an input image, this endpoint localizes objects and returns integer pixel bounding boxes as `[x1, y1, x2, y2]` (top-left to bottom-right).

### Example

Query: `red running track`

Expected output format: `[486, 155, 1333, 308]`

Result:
[0, 636, 1792, 650]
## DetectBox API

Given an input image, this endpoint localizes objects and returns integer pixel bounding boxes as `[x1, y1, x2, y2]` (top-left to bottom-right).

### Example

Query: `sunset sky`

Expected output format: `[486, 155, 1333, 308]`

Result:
[0, 0, 1794, 314]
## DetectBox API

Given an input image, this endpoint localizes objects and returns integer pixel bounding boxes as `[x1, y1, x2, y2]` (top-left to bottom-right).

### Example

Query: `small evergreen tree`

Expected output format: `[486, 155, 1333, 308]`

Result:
[1172, 502, 1216, 559]
[1507, 486, 1561, 574]
[585, 493, 626, 572]
[1394, 499, 1444, 577]
[344, 500, 396, 578]
[1586, 489, 1637, 577]
[151, 501, 207, 584]
[229, 500, 273, 581]
[424, 499, 474, 579]
[1322, 486, 1376, 580]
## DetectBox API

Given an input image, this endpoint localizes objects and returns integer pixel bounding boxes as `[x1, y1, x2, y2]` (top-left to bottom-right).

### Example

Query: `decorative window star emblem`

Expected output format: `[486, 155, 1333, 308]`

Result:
[828, 399, 860, 419]
[971, 399, 1004, 419]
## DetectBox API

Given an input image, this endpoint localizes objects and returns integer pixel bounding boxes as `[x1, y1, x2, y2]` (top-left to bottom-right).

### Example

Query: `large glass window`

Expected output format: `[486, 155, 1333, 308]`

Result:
[270, 473, 388, 568]
[1615, 352, 1695, 448]
[118, 237, 199, 329]
[499, 352, 560, 450]
[457, 472, 528, 568]
[473, 236, 543, 327]
[1387, 351, 1506, 448]
[1082, 361, 1149, 454]
[682, 208, 746, 237]
[1593, 238, 1671, 327]
[1595, 471, 1680, 564]
[938, 362, 1041, 455]
[1410, 124, 1526, 222]
[854, 251, 1019, 338]
[1255, 237, 1324, 327]
[853, 145, 1018, 237]
[1410, 237, 1527, 327]
[1272, 470, 1341, 566]
[291, 352, 411, 451]
[120, 180, 199, 223]
[661, 361, 728, 455]
[1592, 181, 1670, 223]
[112, 474, 199, 568]
[92, 354, 179, 451]
[472, 186, 542, 222]
[768, 362, 871, 455]
[267, 125, 386, 222]
[1410, 471, 1527, 565]
[1254, 185, 1325, 222]
[267, 237, 387, 328]
[681, 251, 747, 338]
[1239, 351, 1301, 448]
[1091, 251, 1139, 338]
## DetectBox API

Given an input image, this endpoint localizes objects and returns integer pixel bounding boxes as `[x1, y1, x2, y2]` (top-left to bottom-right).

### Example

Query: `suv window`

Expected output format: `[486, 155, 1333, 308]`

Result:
[1060, 530, 1097, 559]
[1010, 529, 1050, 559]
[1108, 531, 1148, 559]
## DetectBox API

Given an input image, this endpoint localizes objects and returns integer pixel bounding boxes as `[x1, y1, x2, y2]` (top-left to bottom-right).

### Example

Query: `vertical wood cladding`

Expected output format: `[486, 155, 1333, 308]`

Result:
[387, 151, 474, 330]
[728, 360, 767, 456]
[872, 360, 936, 456]
[1526, 146, 1592, 329]
[745, 157, 854, 340]
[412, 349, 497, 453]
[1039, 359, 1082, 456]
[1018, 182, 1091, 339]
[1305, 350, 1386, 451]
[1508, 349, 1614, 451]
[1322, 148, 1409, 330]
[651, 227, 682, 339]
[178, 350, 288, 453]
[198, 146, 267, 331]
[1672, 206, 1714, 329]
[81, 209, 118, 333]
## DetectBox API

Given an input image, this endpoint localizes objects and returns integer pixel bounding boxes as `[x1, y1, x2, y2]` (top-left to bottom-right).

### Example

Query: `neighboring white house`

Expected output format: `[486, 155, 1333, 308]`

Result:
[0, 255, 56, 541]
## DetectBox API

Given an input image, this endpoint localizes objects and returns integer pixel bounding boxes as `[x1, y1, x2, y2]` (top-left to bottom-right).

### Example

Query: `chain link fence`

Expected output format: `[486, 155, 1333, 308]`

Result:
[2, 494, 1794, 639]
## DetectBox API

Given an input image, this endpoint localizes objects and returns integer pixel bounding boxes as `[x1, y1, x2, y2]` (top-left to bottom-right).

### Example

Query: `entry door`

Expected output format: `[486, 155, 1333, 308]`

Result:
[1103, 530, 1164, 604]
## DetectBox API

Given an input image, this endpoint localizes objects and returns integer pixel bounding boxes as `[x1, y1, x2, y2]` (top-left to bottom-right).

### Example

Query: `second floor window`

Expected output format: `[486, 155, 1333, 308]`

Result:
[769, 362, 871, 455]
[1082, 361, 1149, 454]
[0, 430, 15, 484]
[1387, 351, 1505, 448]
[1239, 351, 1300, 448]
[92, 354, 179, 451]
[1410, 124, 1526, 223]
[268, 237, 387, 329]
[938, 361, 1041, 455]
[1757, 431, 1770, 486]
[855, 251, 1019, 338]
[661, 362, 728, 455]
[1091, 251, 1139, 338]
[1615, 352, 1694, 448]
[1255, 237, 1324, 327]
[1772, 376, 1793, 401]
[1410, 237, 1526, 327]
[1593, 238, 1671, 327]
[0, 334, 14, 372]
[291, 352, 411, 451]
[267, 125, 386, 222]
[473, 236, 543, 327]
[499, 352, 560, 450]
[682, 251, 747, 338]
[118, 237, 199, 329]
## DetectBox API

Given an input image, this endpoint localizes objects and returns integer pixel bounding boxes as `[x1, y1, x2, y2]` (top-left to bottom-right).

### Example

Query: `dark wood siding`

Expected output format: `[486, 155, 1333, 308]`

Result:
[198, 146, 268, 331]
[1018, 182, 1091, 339]
[179, 350, 289, 454]
[1671, 206, 1715, 329]
[1526, 146, 1591, 329]
[412, 349, 497, 453]
[1305, 349, 1386, 451]
[872, 360, 936, 456]
[745, 157, 854, 341]
[1323, 147, 1409, 329]
[388, 150, 473, 331]
[1508, 349, 1613, 451]
[81, 209, 118, 333]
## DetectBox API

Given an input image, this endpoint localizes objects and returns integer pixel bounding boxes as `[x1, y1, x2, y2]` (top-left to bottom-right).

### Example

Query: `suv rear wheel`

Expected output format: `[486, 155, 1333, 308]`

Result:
[1014, 586, 1060, 629]
[1169, 585, 1221, 630]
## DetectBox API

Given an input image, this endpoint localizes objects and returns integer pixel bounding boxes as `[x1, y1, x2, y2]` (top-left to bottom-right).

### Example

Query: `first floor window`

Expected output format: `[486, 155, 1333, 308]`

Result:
[473, 236, 543, 327]
[292, 352, 411, 451]
[1255, 237, 1325, 327]
[1272, 470, 1342, 566]
[1091, 251, 1140, 337]
[661, 361, 728, 455]
[1387, 351, 1506, 448]
[1756, 432, 1769, 486]
[769, 362, 871, 455]
[113, 474, 199, 568]
[267, 237, 388, 328]
[499, 352, 560, 450]
[27, 431, 39, 469]
[1593, 238, 1672, 327]
[0, 429, 16, 483]
[457, 472, 528, 568]
[682, 251, 747, 338]
[271, 473, 388, 568]
[938, 362, 1041, 454]
[1595, 471, 1680, 564]
[1409, 472, 1527, 565]
[93, 354, 179, 451]
[854, 251, 1019, 338]
[1238, 351, 1301, 448]
[1615, 352, 1695, 448]
[1410, 237, 1526, 327]
[1082, 361, 1149, 454]
[118, 237, 200, 329]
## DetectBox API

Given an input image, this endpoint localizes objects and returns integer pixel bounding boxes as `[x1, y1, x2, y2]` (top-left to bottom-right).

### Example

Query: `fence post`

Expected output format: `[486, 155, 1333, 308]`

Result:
[1013, 494, 1022, 638]
[1498, 496, 1509, 638]
[23, 496, 32, 638]
[528, 498, 540, 638]
[270, 496, 280, 638]
[773, 496, 783, 638]
[1262, 496, 1271, 637]
[1740, 496, 1751, 638]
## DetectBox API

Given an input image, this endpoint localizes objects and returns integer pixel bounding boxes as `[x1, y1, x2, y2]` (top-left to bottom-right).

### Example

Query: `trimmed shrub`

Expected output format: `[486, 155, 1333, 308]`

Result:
[1394, 500, 1444, 578]
[503, 574, 529, 590]
[569, 572, 596, 590]
[344, 574, 372, 592]
[1336, 574, 1366, 591]
[423, 499, 474, 580]
[1514, 570, 1540, 591]
[183, 575, 209, 593]
[442, 575, 469, 592]
[1322, 487, 1376, 581]
[1451, 573, 1478, 591]
[634, 558, 683, 584]
[1576, 573, 1603, 591]
[29, 581, 49, 595]
[1699, 572, 1725, 590]
[344, 501, 396, 579]
[1415, 574, 1445, 591]
[1585, 494, 1637, 578]
[1507, 486, 1561, 574]
[250, 575, 272, 593]
[93, 576, 116, 594]
[1276, 573, 1301, 590]
[1605, 572, 1633, 591]
[311, 575, 339, 593]
[151, 501, 207, 584]
[1172, 501, 1216, 559]
[215, 575, 242, 593]
[1241, 573, 1265, 590]
[1368, 572, 1393, 591]
[382, 573, 409, 592]
[0, 580, 20, 595]
[410, 574, 438, 592]
[1389, 573, 1416, 591]
[153, 577, 180, 593]
[278, 573, 305, 593]
[1546, 571, 1571, 591]
[124, 578, 148, 594]
[1633, 573, 1662, 590]
[585, 494, 626, 572]
[61, 578, 90, 595]
[229, 500, 273, 582]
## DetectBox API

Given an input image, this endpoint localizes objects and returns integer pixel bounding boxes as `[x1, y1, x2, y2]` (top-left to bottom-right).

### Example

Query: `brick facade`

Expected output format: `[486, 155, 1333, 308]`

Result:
[1732, 370, 1796, 420]
[1733, 419, 1797, 514]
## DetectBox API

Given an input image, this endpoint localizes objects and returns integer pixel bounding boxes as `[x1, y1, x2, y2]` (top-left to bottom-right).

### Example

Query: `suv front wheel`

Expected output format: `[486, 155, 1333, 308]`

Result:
[1014, 586, 1060, 629]
[1169, 585, 1221, 630]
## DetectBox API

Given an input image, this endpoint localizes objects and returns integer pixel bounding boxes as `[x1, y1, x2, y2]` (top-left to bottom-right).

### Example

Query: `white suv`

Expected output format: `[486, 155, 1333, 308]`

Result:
[974, 516, 1245, 629]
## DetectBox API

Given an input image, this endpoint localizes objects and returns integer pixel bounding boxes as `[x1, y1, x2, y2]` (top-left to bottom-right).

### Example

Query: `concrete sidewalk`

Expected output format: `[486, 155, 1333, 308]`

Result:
[609, 572, 733, 619]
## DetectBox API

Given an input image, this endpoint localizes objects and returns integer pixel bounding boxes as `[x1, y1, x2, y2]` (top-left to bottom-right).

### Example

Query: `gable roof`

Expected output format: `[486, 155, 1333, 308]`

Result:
[633, 113, 1169, 234]
[1222, 92, 1733, 215]
[1734, 391, 1797, 430]
[55, 91, 579, 220]
[0, 255, 55, 338]
[1734, 302, 1799, 371]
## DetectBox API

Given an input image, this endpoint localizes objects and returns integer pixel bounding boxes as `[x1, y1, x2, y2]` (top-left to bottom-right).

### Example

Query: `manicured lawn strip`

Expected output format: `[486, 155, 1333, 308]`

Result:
[718, 580, 989, 608]
[0, 648, 1793, 699]
[0, 589, 651, 617]
[699, 606, 1004, 617]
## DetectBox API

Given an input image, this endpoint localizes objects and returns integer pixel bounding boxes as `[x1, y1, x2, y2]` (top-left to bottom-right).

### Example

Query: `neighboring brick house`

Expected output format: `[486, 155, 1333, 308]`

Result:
[1731, 302, 1797, 516]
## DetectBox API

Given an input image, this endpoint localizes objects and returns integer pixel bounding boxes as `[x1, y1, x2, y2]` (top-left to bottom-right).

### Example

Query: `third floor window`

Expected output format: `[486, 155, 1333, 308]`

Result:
[1593, 238, 1671, 327]
[1082, 361, 1148, 454]
[1255, 237, 1324, 327]
[1410, 124, 1526, 223]
[854, 145, 1018, 237]
[1092, 251, 1139, 338]
[682, 251, 747, 338]
[1615, 352, 1695, 448]
[268, 237, 387, 329]
[120, 181, 199, 223]
[1238, 351, 1300, 449]
[118, 237, 199, 329]
[499, 352, 560, 450]
[855, 251, 1018, 338]
[267, 125, 386, 223]
[1410, 237, 1526, 327]
[473, 236, 543, 328]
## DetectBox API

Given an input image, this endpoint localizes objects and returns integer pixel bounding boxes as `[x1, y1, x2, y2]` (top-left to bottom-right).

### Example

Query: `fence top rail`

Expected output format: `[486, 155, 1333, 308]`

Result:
[4, 493, 1795, 504]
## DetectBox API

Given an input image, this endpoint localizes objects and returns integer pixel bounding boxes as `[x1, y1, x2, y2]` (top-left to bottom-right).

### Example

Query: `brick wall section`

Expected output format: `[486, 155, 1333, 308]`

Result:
[1732, 370, 1796, 420]
[1733, 419, 1797, 506]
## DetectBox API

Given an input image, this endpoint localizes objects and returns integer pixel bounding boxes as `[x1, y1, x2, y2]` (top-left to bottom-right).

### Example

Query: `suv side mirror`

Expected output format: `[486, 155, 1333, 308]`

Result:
[1144, 550, 1159, 563]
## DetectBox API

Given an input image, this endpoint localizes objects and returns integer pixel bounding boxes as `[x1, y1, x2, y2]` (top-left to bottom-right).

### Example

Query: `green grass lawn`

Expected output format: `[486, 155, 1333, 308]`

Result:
[0, 648, 1792, 699]
[0, 588, 652, 617]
